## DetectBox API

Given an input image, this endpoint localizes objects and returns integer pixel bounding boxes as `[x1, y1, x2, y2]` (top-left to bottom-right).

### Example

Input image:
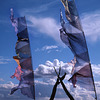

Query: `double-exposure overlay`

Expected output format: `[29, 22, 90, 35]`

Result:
[7, 0, 99, 100]
[10, 8, 35, 99]
[60, 0, 97, 99]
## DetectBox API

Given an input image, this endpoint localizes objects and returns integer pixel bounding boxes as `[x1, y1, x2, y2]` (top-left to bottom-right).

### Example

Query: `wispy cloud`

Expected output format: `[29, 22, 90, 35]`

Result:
[26, 10, 100, 44]
[0, 56, 12, 64]
[20, 1, 58, 15]
[35, 45, 61, 53]
[0, 19, 9, 24]
[42, 45, 58, 51]
[81, 10, 100, 41]
[0, 78, 4, 82]
[27, 16, 61, 42]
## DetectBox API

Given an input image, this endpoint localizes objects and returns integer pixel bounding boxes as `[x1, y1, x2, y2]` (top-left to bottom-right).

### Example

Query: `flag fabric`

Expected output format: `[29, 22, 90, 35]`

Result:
[10, 9, 35, 99]
[10, 57, 24, 81]
[60, 0, 97, 99]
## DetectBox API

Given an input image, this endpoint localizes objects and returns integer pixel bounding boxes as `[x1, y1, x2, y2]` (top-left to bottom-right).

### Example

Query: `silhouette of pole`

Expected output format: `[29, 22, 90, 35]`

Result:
[60, 79, 74, 100]
[50, 66, 74, 100]
[49, 78, 60, 100]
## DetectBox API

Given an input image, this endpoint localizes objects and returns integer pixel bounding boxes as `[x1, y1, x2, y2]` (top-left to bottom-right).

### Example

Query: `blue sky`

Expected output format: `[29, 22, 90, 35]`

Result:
[0, 0, 100, 99]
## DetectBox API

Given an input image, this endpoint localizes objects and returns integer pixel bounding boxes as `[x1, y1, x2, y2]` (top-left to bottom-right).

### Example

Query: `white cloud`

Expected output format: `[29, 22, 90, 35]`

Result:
[0, 82, 33, 100]
[36, 97, 69, 100]
[34, 59, 100, 99]
[0, 59, 99, 99]
[91, 64, 100, 76]
[0, 81, 17, 89]
[34, 59, 72, 79]
[81, 11, 100, 41]
[34, 59, 100, 80]
[0, 80, 100, 100]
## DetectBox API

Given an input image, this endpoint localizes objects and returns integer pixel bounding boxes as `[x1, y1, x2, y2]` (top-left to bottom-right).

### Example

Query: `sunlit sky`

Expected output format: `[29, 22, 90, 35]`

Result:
[0, 0, 100, 99]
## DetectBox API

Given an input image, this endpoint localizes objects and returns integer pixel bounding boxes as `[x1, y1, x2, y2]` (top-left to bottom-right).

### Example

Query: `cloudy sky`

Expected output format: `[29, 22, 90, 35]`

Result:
[0, 0, 100, 100]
